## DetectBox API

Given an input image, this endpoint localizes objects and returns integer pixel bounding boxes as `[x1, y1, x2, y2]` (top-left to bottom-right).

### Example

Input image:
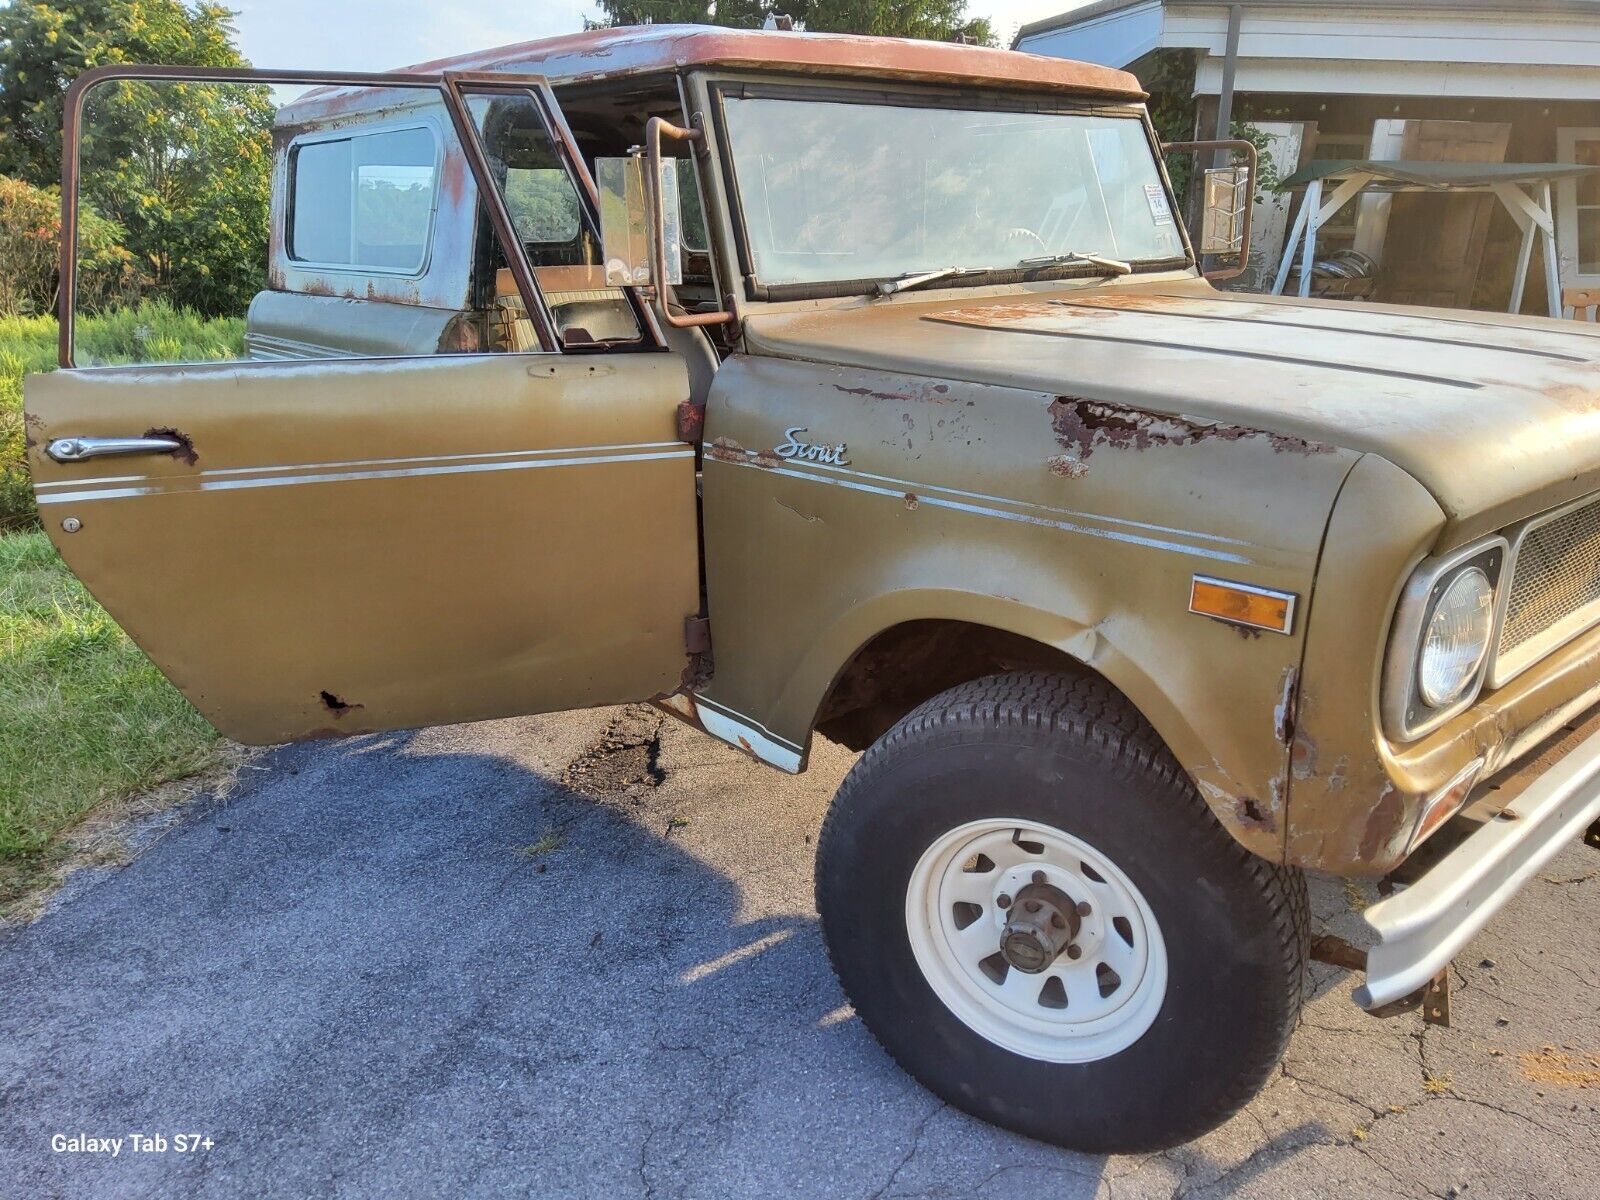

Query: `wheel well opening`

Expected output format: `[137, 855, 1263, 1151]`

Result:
[814, 620, 1097, 751]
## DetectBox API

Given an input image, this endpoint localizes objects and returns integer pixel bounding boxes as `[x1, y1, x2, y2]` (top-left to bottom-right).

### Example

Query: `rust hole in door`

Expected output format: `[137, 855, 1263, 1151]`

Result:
[319, 691, 363, 716]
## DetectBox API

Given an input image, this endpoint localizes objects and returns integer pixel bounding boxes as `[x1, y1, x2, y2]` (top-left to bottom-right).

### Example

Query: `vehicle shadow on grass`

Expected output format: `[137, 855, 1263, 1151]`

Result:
[0, 712, 1339, 1200]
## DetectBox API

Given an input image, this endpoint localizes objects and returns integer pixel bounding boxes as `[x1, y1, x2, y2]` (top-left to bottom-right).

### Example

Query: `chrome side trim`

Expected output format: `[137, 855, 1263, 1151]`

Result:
[1354, 725, 1600, 1010]
[705, 445, 1264, 566]
[34, 444, 692, 505]
[1489, 491, 1600, 689]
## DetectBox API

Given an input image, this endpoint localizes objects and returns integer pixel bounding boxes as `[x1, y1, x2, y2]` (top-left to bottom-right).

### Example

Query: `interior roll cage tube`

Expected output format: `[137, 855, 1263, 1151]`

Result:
[646, 116, 735, 328]
[55, 63, 664, 368]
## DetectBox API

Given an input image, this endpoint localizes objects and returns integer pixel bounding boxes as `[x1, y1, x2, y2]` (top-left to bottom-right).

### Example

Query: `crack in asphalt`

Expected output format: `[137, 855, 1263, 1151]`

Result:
[865, 1101, 948, 1200]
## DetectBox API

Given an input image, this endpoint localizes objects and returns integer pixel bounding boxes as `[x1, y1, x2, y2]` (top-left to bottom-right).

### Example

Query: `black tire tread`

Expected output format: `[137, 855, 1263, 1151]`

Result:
[815, 670, 1309, 1144]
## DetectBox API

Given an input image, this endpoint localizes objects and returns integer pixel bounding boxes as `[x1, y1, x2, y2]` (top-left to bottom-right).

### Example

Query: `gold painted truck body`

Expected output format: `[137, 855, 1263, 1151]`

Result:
[25, 26, 1600, 1043]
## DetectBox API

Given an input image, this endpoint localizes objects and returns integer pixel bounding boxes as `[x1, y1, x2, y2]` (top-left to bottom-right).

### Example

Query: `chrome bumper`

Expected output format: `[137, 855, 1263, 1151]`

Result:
[1354, 725, 1600, 1010]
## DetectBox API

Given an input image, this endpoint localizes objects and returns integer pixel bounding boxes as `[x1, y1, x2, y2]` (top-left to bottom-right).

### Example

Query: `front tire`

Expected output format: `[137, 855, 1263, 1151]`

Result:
[814, 672, 1307, 1153]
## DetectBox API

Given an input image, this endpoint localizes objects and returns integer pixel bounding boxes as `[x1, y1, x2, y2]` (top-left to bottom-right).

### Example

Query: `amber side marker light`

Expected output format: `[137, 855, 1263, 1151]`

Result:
[1189, 575, 1297, 635]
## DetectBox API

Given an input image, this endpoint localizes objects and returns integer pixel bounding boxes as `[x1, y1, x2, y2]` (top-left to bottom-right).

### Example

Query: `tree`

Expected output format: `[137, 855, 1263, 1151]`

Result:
[588, 0, 995, 45]
[81, 76, 273, 315]
[0, 2, 272, 316]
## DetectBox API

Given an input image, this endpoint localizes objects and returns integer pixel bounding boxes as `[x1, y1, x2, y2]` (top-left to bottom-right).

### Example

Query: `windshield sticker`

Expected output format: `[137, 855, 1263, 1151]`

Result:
[1145, 184, 1174, 225]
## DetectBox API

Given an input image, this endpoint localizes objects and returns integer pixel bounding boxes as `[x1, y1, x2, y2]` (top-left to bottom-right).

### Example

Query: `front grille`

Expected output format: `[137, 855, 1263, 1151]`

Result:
[1500, 495, 1600, 657]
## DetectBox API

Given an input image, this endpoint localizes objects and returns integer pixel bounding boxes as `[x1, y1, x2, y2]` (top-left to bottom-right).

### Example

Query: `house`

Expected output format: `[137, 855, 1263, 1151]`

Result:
[1014, 0, 1600, 311]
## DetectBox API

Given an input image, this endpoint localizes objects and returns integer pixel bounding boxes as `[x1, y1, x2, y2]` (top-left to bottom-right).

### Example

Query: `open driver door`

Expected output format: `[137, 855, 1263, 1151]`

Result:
[25, 66, 702, 744]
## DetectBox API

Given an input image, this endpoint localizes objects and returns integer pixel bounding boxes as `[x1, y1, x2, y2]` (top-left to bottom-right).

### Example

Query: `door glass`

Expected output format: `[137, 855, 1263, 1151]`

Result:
[466, 93, 641, 347]
[63, 76, 569, 365]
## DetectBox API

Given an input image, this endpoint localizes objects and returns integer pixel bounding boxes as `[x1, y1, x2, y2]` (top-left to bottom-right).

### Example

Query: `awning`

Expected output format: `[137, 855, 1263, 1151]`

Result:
[1280, 159, 1600, 190]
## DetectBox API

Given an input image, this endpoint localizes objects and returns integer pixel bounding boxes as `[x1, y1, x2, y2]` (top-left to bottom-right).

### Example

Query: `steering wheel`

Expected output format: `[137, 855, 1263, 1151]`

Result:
[1001, 226, 1049, 256]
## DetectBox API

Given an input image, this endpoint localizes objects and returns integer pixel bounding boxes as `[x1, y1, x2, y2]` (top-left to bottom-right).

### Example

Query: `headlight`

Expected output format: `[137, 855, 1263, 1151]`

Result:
[1382, 538, 1507, 742]
[1417, 567, 1494, 706]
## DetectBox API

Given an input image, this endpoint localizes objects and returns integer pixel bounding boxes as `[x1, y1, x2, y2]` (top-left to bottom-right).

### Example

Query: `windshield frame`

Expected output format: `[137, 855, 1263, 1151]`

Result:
[705, 78, 1195, 303]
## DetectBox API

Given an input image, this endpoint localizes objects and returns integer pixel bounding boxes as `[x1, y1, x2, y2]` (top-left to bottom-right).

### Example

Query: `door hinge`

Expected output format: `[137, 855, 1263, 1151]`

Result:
[677, 400, 706, 445]
[685, 615, 712, 655]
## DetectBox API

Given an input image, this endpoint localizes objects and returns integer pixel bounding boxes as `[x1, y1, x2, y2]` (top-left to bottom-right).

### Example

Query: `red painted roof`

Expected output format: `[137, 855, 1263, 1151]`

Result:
[283, 25, 1142, 123]
[404, 25, 1142, 96]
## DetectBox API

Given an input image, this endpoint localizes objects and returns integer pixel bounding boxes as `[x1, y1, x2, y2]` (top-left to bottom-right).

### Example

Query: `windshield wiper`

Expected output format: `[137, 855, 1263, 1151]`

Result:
[1017, 250, 1133, 276]
[876, 266, 988, 296]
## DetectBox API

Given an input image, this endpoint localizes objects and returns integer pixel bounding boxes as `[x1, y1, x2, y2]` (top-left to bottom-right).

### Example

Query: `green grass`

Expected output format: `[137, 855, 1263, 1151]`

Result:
[0, 304, 243, 907]
[1, 302, 245, 531]
[0, 528, 221, 905]
[517, 833, 565, 859]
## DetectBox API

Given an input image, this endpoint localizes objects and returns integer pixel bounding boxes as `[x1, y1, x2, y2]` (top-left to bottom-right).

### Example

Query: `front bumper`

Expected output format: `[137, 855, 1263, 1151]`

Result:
[1354, 724, 1600, 1010]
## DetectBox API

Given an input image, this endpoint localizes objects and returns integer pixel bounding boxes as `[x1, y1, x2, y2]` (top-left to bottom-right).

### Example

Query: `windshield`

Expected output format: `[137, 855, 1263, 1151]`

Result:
[720, 96, 1185, 291]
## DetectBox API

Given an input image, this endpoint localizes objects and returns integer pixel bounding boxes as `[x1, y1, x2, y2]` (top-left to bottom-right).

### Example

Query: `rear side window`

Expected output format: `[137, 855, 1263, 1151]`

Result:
[289, 126, 437, 271]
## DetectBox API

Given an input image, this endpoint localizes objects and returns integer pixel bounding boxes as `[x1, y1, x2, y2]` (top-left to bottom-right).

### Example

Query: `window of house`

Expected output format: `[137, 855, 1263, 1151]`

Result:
[1569, 135, 1600, 275]
[289, 126, 438, 272]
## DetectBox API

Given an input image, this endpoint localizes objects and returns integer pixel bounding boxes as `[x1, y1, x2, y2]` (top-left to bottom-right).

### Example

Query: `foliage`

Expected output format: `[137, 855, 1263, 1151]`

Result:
[0, 528, 220, 907]
[0, 304, 244, 530]
[587, 0, 996, 44]
[1145, 50, 1200, 203]
[0, 1, 248, 185]
[0, 175, 138, 317]
[82, 78, 274, 317]
[1229, 119, 1283, 201]
[1141, 51, 1278, 222]
[0, 2, 274, 316]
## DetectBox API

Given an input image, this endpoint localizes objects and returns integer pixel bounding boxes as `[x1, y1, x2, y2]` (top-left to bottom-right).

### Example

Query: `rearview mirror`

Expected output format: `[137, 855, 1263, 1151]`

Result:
[1200, 165, 1250, 256]
[596, 154, 682, 288]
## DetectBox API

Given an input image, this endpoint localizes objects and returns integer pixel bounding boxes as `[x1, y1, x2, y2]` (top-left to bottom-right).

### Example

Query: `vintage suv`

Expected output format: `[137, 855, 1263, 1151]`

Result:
[27, 26, 1600, 1152]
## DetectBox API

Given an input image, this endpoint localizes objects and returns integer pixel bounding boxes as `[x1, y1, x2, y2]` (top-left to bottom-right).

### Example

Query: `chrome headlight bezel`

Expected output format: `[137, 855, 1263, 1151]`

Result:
[1382, 536, 1507, 743]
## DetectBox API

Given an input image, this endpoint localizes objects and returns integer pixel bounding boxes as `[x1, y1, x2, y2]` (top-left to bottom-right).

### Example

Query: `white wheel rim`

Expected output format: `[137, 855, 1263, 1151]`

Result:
[905, 818, 1167, 1063]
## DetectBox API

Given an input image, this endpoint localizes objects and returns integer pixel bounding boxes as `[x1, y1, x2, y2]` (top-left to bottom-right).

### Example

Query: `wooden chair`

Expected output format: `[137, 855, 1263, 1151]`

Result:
[1563, 287, 1600, 321]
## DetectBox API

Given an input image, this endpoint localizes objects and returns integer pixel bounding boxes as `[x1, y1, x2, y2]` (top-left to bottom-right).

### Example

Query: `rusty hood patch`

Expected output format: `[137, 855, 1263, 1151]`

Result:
[1048, 396, 1334, 460]
[742, 282, 1600, 540]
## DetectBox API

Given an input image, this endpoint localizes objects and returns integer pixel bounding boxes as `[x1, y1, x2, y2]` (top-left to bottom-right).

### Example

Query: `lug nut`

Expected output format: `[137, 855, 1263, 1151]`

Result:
[1077, 900, 1092, 917]
[997, 894, 1012, 909]
[1067, 944, 1083, 960]
[1032, 870, 1047, 885]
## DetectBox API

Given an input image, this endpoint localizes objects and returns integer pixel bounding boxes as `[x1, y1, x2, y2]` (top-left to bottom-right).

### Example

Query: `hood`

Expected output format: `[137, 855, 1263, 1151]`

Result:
[742, 280, 1600, 545]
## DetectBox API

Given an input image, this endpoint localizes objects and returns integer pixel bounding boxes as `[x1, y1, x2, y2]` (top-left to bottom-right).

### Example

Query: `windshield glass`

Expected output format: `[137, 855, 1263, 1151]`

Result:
[720, 96, 1184, 289]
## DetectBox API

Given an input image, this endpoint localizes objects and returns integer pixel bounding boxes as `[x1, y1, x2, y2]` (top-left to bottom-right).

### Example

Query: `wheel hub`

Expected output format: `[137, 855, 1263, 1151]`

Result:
[906, 818, 1168, 1063]
[1000, 877, 1082, 973]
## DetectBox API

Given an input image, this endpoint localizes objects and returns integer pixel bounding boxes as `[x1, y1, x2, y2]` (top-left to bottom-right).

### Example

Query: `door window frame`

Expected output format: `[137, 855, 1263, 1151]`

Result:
[57, 63, 662, 367]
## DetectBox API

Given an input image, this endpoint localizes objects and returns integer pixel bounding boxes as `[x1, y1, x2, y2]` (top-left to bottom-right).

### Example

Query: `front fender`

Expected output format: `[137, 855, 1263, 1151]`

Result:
[697, 353, 1362, 861]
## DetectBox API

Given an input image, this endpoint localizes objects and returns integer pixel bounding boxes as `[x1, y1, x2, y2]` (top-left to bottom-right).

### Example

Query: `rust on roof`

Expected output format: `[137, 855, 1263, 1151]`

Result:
[281, 25, 1143, 125]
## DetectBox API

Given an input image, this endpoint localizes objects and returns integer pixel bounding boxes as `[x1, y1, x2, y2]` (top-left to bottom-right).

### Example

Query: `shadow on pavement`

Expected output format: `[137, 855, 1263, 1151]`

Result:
[0, 714, 1349, 1199]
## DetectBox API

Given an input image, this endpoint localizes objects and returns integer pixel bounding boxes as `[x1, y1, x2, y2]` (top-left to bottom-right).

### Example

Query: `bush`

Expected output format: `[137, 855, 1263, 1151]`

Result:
[0, 175, 137, 318]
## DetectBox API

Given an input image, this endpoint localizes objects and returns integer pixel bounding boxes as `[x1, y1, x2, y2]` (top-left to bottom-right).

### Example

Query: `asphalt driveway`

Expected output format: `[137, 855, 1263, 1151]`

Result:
[2, 706, 1596, 1199]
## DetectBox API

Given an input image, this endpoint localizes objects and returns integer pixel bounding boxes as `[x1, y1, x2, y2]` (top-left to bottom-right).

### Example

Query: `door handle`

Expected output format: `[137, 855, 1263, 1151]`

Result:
[46, 436, 185, 463]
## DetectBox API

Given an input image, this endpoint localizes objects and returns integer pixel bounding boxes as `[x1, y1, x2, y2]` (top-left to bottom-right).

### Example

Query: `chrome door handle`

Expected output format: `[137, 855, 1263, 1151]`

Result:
[46, 436, 185, 463]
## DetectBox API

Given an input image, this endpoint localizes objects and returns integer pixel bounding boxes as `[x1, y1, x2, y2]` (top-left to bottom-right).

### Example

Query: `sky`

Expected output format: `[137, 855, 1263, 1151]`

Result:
[227, 0, 1086, 73]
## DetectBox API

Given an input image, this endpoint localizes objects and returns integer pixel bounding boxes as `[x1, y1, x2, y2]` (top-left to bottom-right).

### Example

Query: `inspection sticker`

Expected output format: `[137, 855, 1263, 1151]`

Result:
[1144, 183, 1174, 225]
